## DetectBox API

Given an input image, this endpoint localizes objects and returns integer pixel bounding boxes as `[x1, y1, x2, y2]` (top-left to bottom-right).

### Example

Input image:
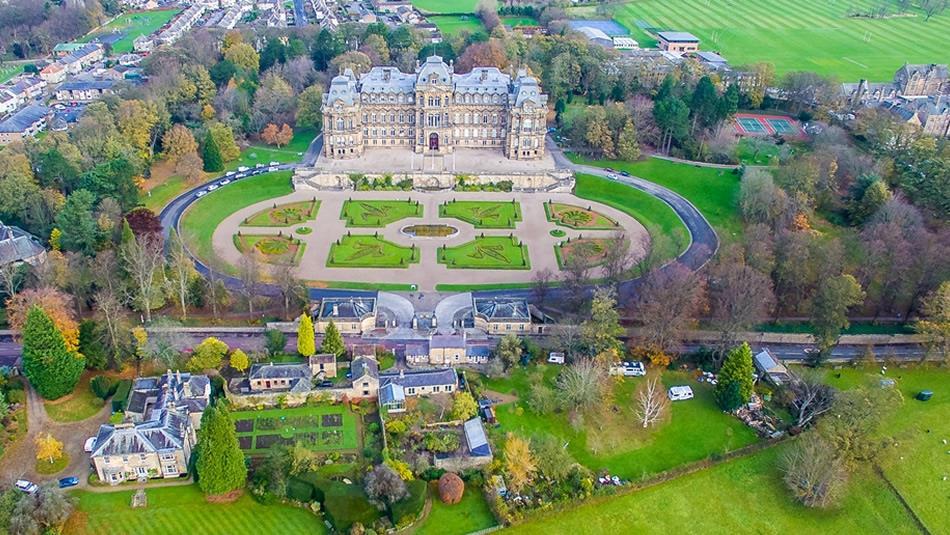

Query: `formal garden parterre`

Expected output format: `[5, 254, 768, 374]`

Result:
[545, 202, 619, 230]
[233, 234, 306, 265]
[231, 405, 360, 455]
[340, 199, 423, 227]
[327, 234, 420, 268]
[241, 200, 319, 227]
[439, 200, 523, 229]
[437, 235, 530, 270]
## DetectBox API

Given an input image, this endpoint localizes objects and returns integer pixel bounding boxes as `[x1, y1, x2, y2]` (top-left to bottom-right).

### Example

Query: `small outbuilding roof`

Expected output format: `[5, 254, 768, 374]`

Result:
[658, 31, 700, 43]
[463, 417, 491, 457]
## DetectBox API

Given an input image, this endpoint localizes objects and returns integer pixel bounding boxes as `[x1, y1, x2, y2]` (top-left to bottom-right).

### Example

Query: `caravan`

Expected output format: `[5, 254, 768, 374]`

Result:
[667, 385, 694, 401]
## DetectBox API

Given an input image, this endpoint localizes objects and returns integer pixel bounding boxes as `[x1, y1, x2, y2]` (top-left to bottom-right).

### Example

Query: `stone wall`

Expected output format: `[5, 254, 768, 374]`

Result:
[225, 385, 353, 409]
[434, 453, 493, 472]
[293, 169, 574, 193]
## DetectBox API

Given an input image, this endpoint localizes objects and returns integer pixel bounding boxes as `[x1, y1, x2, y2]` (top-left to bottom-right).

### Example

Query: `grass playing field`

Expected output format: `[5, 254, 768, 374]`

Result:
[80, 9, 181, 54]
[340, 199, 423, 227]
[429, 14, 486, 36]
[327, 235, 419, 268]
[590, 0, 950, 80]
[439, 200, 522, 229]
[66, 484, 327, 535]
[0, 64, 22, 84]
[411, 0, 478, 14]
[438, 235, 530, 270]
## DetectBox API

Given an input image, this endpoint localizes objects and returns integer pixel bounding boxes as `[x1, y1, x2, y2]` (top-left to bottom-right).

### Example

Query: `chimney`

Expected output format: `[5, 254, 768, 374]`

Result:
[176, 370, 181, 384]
[399, 368, 404, 378]
[166, 369, 173, 383]
[333, 304, 339, 316]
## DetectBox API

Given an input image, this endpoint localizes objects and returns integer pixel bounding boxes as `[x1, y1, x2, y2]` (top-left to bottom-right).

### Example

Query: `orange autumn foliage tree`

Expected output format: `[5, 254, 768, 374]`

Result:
[7, 288, 80, 352]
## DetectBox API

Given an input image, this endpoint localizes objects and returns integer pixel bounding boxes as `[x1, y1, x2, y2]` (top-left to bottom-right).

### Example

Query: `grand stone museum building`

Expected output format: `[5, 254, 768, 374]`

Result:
[321, 55, 548, 161]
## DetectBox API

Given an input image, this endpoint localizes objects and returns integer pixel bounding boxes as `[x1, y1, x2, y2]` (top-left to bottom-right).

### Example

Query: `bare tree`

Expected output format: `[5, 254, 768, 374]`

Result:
[601, 232, 632, 289]
[633, 263, 706, 353]
[120, 232, 165, 323]
[238, 249, 262, 317]
[635, 375, 669, 428]
[555, 358, 607, 412]
[789, 372, 836, 428]
[0, 261, 25, 299]
[166, 230, 194, 321]
[532, 267, 554, 309]
[561, 250, 592, 310]
[205, 267, 224, 323]
[708, 247, 775, 361]
[94, 287, 127, 366]
[780, 435, 848, 509]
[550, 322, 584, 360]
[271, 262, 305, 319]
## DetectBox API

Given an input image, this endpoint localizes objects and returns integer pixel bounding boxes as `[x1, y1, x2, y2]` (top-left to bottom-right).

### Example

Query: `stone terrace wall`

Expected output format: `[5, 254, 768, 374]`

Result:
[293, 169, 575, 193]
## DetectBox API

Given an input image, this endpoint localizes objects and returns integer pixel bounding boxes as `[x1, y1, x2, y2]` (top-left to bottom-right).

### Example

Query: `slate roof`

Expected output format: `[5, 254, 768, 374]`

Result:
[249, 362, 310, 380]
[658, 31, 700, 43]
[319, 296, 377, 319]
[473, 297, 530, 321]
[0, 223, 45, 265]
[430, 334, 465, 349]
[58, 79, 115, 91]
[897, 63, 948, 80]
[351, 356, 379, 380]
[466, 345, 491, 359]
[404, 342, 428, 356]
[0, 105, 48, 133]
[463, 417, 491, 457]
[92, 407, 189, 456]
[380, 367, 457, 389]
[511, 70, 546, 107]
[325, 68, 359, 106]
[126, 370, 210, 419]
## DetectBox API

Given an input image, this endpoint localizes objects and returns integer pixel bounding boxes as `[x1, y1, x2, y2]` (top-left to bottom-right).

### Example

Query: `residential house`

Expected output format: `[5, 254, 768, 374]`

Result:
[428, 334, 466, 365]
[316, 295, 378, 334]
[0, 222, 46, 267]
[0, 91, 16, 116]
[60, 44, 104, 75]
[92, 370, 210, 484]
[472, 296, 532, 334]
[657, 31, 700, 54]
[7, 77, 46, 102]
[39, 63, 67, 84]
[894, 63, 948, 97]
[0, 105, 49, 145]
[133, 35, 154, 53]
[350, 355, 381, 397]
[55, 79, 117, 102]
[247, 354, 338, 392]
[379, 382, 405, 413]
[380, 367, 457, 397]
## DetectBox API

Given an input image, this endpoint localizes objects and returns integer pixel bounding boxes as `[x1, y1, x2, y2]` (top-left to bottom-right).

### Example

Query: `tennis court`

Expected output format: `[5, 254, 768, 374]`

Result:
[734, 113, 805, 138]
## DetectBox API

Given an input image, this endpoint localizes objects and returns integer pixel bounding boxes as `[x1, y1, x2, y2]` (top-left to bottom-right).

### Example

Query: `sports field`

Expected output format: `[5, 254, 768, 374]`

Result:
[429, 14, 485, 36]
[411, 0, 478, 14]
[0, 65, 22, 84]
[590, 0, 950, 80]
[80, 9, 181, 54]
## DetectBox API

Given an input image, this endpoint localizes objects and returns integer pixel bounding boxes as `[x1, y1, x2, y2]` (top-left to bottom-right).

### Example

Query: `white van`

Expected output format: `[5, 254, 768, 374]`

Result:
[667, 385, 694, 401]
[547, 352, 565, 364]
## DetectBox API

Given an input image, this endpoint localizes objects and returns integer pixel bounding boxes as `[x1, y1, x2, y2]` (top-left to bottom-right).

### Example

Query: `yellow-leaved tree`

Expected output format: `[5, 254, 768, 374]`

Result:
[36, 433, 64, 464]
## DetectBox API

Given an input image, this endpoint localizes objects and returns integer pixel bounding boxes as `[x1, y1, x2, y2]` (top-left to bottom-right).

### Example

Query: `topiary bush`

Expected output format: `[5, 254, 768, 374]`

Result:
[111, 379, 132, 412]
[438, 472, 464, 504]
[286, 478, 314, 502]
[90, 375, 114, 400]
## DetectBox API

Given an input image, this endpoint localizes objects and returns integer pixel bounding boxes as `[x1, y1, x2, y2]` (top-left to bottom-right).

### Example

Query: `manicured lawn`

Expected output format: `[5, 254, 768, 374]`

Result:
[66, 484, 326, 535]
[0, 64, 22, 83]
[599, 0, 950, 80]
[35, 453, 69, 475]
[242, 200, 319, 227]
[545, 202, 619, 230]
[438, 236, 530, 270]
[486, 366, 758, 481]
[819, 365, 950, 532]
[327, 235, 420, 268]
[429, 14, 485, 36]
[231, 405, 359, 455]
[142, 175, 187, 213]
[340, 199, 422, 227]
[572, 157, 744, 243]
[573, 173, 689, 263]
[233, 234, 305, 265]
[44, 373, 106, 423]
[506, 445, 917, 534]
[79, 9, 181, 54]
[555, 238, 611, 269]
[411, 0, 478, 13]
[440, 200, 522, 229]
[736, 137, 781, 165]
[180, 171, 294, 269]
[227, 128, 315, 170]
[501, 15, 538, 27]
[435, 281, 534, 292]
[416, 482, 496, 535]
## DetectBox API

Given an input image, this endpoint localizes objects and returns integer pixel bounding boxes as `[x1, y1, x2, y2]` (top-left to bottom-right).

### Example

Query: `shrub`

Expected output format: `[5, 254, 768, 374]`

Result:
[90, 376, 114, 400]
[111, 380, 132, 412]
[438, 472, 465, 504]
[286, 478, 314, 502]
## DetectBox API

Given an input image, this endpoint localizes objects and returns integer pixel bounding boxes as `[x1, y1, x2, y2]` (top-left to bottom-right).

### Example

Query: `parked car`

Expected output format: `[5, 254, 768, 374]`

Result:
[15, 480, 38, 494]
[58, 477, 79, 488]
[604, 167, 615, 173]
[268, 166, 278, 172]
[225, 171, 235, 177]
[667, 385, 694, 401]
[195, 191, 207, 198]
[255, 163, 265, 168]
[219, 179, 231, 186]
[83, 437, 97, 453]
[620, 170, 631, 177]
[237, 166, 250, 172]
[269, 161, 280, 166]
[318, 380, 333, 388]
[207, 184, 219, 191]
[621, 361, 646, 376]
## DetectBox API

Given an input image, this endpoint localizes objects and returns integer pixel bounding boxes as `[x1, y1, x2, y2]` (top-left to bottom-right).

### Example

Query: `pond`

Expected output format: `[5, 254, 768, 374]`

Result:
[400, 224, 459, 239]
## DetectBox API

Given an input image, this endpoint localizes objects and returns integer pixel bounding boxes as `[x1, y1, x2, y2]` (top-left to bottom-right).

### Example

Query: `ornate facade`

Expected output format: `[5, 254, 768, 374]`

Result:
[321, 56, 548, 160]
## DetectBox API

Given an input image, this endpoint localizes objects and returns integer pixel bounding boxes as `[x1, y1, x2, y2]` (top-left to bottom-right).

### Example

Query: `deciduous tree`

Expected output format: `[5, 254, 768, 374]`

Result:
[780, 434, 847, 508]
[120, 221, 165, 323]
[633, 263, 706, 353]
[35, 433, 64, 464]
[580, 288, 624, 355]
[230, 349, 250, 373]
[810, 274, 865, 362]
[916, 281, 950, 362]
[9, 484, 73, 535]
[188, 337, 230, 372]
[495, 333, 522, 369]
[450, 391, 478, 421]
[6, 288, 80, 353]
[556, 358, 606, 412]
[295, 85, 325, 130]
[364, 464, 408, 509]
[503, 433, 536, 492]
[635, 375, 669, 428]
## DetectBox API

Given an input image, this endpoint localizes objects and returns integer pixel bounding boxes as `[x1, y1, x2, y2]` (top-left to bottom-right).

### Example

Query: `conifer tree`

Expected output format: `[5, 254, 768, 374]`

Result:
[22, 306, 85, 399]
[297, 314, 316, 357]
[319, 320, 345, 357]
[202, 131, 224, 172]
[715, 342, 755, 410]
[197, 404, 247, 495]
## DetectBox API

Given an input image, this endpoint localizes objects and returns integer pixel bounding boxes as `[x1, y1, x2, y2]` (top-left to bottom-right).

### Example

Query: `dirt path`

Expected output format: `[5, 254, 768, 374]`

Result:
[0, 383, 110, 489]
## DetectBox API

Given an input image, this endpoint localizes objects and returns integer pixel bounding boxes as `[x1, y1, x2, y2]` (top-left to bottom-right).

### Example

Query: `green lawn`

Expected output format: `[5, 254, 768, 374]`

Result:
[233, 234, 305, 265]
[79, 9, 181, 54]
[440, 200, 522, 229]
[242, 200, 319, 227]
[340, 199, 423, 227]
[180, 171, 294, 270]
[438, 236, 530, 270]
[555, 238, 611, 269]
[43, 373, 106, 423]
[327, 235, 419, 268]
[501, 16, 538, 27]
[67, 484, 326, 535]
[819, 365, 950, 532]
[572, 156, 743, 243]
[505, 444, 917, 534]
[228, 128, 315, 170]
[598, 0, 950, 81]
[230, 405, 360, 455]
[736, 138, 781, 166]
[489, 367, 758, 480]
[411, 0, 478, 13]
[415, 482, 497, 535]
[573, 173, 689, 263]
[429, 15, 485, 36]
[0, 64, 22, 83]
[36, 453, 69, 475]
[142, 175, 187, 213]
[545, 202, 619, 230]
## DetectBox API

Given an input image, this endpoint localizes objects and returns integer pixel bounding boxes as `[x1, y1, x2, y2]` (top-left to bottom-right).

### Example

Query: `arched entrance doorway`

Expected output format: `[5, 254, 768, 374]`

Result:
[428, 132, 439, 151]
